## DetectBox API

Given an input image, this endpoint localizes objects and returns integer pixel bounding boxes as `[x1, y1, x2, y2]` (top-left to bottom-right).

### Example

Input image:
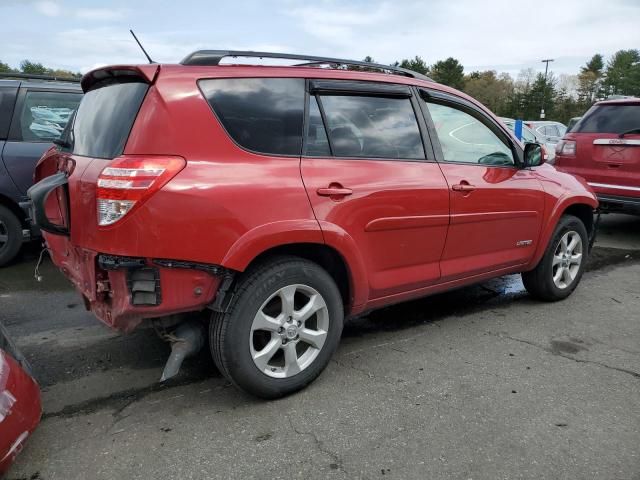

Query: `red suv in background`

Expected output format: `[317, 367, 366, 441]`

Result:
[555, 98, 640, 215]
[27, 51, 597, 398]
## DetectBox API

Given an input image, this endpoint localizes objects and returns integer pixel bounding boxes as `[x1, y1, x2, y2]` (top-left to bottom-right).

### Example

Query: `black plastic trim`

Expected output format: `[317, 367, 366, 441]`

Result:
[309, 80, 412, 98]
[25, 171, 70, 236]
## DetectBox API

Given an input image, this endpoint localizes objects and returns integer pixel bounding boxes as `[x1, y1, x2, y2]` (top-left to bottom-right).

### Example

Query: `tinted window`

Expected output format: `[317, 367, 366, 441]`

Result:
[200, 78, 304, 156]
[318, 95, 424, 159]
[18, 90, 81, 142]
[0, 87, 18, 139]
[574, 105, 640, 134]
[427, 102, 514, 166]
[69, 82, 147, 159]
[305, 96, 331, 156]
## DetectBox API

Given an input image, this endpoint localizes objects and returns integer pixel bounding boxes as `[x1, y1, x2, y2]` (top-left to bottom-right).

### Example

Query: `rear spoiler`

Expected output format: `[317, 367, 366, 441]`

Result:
[81, 64, 159, 92]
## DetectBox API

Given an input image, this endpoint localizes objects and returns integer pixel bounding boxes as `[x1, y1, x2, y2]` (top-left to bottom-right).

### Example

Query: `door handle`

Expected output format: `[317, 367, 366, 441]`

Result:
[317, 186, 353, 197]
[451, 182, 475, 192]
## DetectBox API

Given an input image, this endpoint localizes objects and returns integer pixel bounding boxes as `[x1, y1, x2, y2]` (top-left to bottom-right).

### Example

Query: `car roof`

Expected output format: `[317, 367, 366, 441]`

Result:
[0, 79, 82, 91]
[595, 97, 640, 106]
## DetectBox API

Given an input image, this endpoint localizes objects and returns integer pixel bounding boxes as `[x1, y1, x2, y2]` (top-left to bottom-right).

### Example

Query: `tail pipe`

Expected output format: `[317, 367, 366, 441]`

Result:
[159, 320, 206, 382]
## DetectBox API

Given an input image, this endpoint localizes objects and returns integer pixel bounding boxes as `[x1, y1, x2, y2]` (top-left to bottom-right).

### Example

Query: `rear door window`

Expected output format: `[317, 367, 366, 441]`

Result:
[16, 90, 81, 142]
[316, 94, 425, 160]
[199, 78, 305, 156]
[574, 104, 640, 134]
[69, 82, 148, 159]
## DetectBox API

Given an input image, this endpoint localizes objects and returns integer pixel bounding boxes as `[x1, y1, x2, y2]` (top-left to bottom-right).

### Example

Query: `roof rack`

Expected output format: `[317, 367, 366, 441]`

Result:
[180, 50, 433, 82]
[0, 72, 81, 83]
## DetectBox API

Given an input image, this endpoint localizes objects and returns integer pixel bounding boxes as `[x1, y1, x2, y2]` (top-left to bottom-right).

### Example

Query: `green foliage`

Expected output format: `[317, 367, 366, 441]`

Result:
[0, 60, 14, 73]
[396, 56, 430, 75]
[601, 49, 640, 97]
[20, 60, 48, 75]
[430, 57, 465, 90]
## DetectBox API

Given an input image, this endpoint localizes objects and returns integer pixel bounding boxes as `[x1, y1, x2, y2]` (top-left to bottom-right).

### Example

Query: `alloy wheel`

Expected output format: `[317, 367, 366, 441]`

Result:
[250, 284, 329, 379]
[552, 230, 583, 289]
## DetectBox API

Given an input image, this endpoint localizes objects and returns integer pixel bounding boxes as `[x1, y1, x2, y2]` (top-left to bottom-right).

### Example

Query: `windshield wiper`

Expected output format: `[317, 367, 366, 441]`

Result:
[619, 128, 640, 138]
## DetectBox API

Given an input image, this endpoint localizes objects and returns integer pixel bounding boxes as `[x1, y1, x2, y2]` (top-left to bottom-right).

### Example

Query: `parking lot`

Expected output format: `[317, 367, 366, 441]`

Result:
[2, 214, 639, 480]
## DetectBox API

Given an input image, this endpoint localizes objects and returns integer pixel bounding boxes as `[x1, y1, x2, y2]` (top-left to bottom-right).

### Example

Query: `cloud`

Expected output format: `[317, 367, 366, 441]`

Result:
[75, 7, 127, 21]
[34, 0, 60, 17]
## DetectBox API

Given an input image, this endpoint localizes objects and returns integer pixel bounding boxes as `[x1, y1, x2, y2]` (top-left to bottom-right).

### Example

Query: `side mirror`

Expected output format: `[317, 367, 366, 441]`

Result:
[524, 142, 545, 167]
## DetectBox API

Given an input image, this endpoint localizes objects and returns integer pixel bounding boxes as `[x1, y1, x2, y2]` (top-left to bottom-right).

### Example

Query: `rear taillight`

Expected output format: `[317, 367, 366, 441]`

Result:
[556, 140, 576, 156]
[97, 156, 186, 226]
[540, 144, 548, 161]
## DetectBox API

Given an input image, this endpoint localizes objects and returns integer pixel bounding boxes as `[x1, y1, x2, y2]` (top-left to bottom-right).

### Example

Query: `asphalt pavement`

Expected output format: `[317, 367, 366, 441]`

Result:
[2, 214, 639, 480]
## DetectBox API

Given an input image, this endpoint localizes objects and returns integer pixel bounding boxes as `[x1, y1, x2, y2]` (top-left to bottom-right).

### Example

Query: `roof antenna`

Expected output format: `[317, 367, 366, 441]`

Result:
[130, 29, 154, 64]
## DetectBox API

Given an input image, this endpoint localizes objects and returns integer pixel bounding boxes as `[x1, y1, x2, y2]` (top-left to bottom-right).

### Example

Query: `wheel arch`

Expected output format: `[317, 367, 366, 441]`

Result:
[527, 195, 598, 270]
[0, 193, 27, 227]
[221, 221, 369, 314]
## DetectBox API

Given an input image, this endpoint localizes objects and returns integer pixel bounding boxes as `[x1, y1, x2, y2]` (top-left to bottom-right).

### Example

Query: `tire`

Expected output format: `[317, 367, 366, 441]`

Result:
[522, 214, 588, 301]
[210, 255, 344, 399]
[0, 205, 23, 267]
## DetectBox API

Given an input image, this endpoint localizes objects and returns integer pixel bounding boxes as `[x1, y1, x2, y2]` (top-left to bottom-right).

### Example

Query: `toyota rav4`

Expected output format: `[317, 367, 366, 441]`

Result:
[28, 51, 598, 398]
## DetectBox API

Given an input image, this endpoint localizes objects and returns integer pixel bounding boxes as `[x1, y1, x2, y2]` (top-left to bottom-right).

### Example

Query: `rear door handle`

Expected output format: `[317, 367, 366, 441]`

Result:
[451, 183, 475, 192]
[317, 186, 353, 197]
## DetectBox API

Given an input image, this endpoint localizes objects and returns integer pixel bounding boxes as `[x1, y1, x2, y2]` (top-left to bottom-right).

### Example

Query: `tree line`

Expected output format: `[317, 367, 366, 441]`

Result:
[0, 59, 81, 79]
[386, 49, 639, 124]
[3, 49, 639, 124]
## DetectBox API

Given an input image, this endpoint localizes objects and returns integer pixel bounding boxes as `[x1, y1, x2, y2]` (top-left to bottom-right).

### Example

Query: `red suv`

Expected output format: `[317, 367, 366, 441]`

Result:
[555, 98, 640, 215]
[28, 51, 597, 398]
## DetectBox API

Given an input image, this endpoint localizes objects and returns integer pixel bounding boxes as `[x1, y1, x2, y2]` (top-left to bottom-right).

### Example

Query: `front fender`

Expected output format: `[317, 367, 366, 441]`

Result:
[527, 193, 598, 269]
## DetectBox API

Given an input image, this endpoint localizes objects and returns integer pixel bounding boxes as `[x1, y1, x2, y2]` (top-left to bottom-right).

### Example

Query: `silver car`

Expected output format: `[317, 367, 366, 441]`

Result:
[500, 118, 557, 163]
[524, 121, 567, 146]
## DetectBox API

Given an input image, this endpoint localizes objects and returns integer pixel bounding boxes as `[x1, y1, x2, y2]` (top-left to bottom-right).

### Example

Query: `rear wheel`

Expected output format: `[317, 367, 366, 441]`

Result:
[0, 205, 23, 267]
[210, 256, 343, 399]
[522, 214, 588, 301]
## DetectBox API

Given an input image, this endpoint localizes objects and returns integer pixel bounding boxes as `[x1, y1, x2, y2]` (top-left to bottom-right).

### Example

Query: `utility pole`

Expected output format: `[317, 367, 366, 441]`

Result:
[540, 58, 554, 119]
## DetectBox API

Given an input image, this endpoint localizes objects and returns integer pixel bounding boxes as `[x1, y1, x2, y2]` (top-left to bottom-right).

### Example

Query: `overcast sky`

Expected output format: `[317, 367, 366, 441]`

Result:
[1, 0, 639, 77]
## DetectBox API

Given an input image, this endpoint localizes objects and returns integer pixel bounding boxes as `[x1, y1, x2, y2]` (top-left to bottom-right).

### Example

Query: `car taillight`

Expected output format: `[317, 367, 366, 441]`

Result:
[556, 140, 576, 156]
[96, 155, 186, 226]
[540, 144, 548, 161]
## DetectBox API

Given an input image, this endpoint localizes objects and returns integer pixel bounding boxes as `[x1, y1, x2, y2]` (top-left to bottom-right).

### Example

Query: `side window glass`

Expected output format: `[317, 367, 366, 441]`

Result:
[547, 125, 560, 137]
[522, 128, 536, 142]
[304, 96, 331, 156]
[426, 102, 514, 166]
[200, 78, 305, 156]
[19, 91, 81, 142]
[318, 95, 425, 160]
[0, 87, 18, 140]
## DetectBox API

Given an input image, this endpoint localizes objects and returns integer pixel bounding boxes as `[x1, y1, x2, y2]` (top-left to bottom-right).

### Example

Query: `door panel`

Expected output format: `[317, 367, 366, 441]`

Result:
[2, 141, 52, 193]
[421, 93, 545, 279]
[302, 158, 449, 298]
[438, 163, 543, 279]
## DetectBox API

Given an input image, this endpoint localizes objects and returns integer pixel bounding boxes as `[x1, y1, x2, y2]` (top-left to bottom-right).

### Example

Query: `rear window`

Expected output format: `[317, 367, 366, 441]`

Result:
[573, 104, 640, 134]
[68, 81, 148, 159]
[199, 78, 305, 156]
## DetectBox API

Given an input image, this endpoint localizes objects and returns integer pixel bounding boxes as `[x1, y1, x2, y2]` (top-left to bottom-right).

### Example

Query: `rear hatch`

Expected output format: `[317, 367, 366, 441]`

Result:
[558, 102, 640, 197]
[30, 66, 157, 302]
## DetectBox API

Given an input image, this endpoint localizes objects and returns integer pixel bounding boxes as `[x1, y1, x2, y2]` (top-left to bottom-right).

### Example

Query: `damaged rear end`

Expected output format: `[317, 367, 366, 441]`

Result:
[27, 65, 227, 338]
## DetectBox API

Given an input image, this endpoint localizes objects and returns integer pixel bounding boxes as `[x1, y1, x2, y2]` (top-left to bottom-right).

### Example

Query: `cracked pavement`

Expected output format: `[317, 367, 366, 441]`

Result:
[2, 214, 639, 479]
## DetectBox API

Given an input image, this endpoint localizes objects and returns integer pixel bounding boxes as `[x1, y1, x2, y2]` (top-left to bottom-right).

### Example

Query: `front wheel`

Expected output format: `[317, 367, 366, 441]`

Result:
[522, 214, 588, 301]
[210, 256, 343, 399]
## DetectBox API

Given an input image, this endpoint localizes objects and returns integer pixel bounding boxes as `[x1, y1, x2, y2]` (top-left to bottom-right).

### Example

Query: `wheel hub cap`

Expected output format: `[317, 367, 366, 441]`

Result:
[552, 230, 583, 290]
[249, 284, 329, 379]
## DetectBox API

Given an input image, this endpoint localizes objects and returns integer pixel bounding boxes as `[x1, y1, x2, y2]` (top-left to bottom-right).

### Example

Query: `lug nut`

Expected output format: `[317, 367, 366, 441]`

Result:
[297, 321, 301, 327]
[282, 339, 287, 344]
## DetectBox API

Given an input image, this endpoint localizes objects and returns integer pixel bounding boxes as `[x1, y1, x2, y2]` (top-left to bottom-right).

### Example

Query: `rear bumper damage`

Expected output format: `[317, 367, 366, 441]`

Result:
[45, 233, 227, 332]
[0, 323, 42, 475]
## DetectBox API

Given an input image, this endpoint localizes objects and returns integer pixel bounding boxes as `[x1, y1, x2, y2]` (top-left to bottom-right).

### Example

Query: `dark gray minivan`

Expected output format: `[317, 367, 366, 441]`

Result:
[0, 75, 81, 265]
